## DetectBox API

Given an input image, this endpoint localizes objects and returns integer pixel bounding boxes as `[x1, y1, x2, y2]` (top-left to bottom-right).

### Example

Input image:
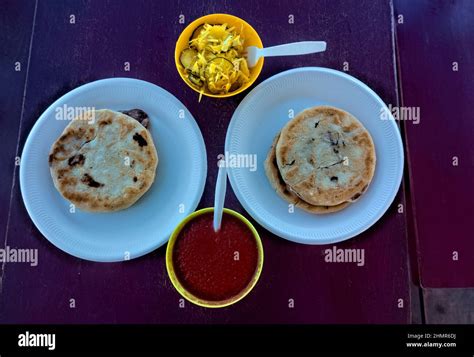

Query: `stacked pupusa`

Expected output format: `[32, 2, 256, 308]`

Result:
[265, 106, 376, 214]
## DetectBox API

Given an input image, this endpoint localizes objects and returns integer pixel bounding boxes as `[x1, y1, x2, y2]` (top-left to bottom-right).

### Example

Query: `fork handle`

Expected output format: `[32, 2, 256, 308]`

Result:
[261, 41, 327, 57]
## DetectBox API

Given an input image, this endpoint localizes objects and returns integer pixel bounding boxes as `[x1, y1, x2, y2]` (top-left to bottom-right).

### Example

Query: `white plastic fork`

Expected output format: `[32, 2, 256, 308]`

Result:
[245, 41, 327, 68]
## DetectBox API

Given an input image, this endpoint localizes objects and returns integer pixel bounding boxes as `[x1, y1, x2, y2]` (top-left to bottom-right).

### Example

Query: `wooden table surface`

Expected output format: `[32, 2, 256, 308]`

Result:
[1, 0, 468, 324]
[395, 0, 474, 289]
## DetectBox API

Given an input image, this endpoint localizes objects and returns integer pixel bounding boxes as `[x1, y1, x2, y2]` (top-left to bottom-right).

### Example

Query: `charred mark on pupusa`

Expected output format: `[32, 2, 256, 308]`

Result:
[133, 132, 148, 147]
[81, 173, 104, 188]
[68, 154, 85, 166]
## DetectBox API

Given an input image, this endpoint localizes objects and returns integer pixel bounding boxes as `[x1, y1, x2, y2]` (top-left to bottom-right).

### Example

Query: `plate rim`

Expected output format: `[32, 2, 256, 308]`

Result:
[225, 66, 404, 245]
[20, 77, 207, 261]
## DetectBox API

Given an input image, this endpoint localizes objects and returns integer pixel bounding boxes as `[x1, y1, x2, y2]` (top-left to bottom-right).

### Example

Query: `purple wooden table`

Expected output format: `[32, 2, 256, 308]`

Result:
[0, 0, 410, 323]
[396, 0, 474, 289]
[393, 0, 474, 324]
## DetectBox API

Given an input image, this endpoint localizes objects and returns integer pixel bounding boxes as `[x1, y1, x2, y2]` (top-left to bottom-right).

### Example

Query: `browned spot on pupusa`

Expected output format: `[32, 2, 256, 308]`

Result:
[58, 176, 77, 187]
[56, 168, 67, 179]
[99, 118, 112, 126]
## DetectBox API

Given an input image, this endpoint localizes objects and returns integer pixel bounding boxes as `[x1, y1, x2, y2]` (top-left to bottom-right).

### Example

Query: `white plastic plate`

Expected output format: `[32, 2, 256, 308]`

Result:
[20, 78, 207, 261]
[225, 67, 403, 244]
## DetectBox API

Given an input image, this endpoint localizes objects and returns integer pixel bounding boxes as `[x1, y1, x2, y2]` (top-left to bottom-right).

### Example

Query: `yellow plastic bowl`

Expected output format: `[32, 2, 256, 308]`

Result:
[166, 207, 264, 308]
[174, 13, 264, 98]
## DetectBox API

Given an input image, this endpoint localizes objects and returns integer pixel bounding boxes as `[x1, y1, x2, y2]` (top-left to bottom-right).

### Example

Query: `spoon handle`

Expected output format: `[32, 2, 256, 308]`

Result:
[213, 161, 227, 232]
[261, 41, 327, 57]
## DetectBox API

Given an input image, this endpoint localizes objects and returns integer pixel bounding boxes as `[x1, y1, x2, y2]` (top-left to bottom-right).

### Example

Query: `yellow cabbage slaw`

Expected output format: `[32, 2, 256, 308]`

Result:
[180, 23, 250, 100]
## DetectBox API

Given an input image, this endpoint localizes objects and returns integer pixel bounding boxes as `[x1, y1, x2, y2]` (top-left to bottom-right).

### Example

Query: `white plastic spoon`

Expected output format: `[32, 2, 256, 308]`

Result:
[245, 41, 327, 68]
[213, 160, 227, 232]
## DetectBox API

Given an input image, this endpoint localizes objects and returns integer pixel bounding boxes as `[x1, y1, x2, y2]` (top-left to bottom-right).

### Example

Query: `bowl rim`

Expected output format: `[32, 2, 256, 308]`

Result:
[166, 207, 264, 308]
[174, 13, 264, 98]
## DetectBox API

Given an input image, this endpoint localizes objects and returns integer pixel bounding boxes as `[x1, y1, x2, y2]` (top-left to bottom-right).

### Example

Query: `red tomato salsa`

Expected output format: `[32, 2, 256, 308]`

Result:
[173, 212, 259, 302]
